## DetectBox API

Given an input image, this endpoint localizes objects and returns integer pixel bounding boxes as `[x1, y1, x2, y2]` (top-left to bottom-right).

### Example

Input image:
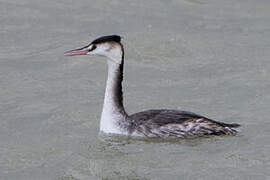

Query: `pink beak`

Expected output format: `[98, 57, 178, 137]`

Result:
[64, 47, 89, 56]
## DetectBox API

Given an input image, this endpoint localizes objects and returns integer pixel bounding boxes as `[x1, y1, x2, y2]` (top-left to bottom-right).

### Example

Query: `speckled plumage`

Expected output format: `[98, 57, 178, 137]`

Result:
[127, 109, 240, 138]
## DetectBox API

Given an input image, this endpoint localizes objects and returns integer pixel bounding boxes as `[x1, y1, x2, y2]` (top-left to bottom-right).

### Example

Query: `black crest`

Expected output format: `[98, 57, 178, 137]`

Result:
[91, 35, 121, 44]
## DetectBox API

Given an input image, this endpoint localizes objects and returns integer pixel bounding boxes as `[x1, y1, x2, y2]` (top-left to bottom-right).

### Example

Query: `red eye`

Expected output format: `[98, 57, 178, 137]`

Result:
[90, 44, 96, 51]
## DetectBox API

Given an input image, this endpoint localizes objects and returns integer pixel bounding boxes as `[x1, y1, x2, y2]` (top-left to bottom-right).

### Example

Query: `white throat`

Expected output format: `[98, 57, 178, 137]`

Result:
[100, 58, 127, 135]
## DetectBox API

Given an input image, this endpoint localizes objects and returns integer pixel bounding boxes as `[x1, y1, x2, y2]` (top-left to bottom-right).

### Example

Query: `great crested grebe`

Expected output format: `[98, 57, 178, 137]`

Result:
[64, 35, 240, 138]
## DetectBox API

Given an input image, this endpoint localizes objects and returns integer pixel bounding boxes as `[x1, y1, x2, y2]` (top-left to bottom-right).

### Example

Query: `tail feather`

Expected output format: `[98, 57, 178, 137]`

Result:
[207, 118, 241, 128]
[220, 122, 241, 128]
[227, 123, 241, 128]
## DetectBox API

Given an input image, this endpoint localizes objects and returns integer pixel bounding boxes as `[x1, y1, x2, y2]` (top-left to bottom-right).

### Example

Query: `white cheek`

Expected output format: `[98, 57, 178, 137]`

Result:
[90, 46, 109, 56]
[87, 44, 122, 64]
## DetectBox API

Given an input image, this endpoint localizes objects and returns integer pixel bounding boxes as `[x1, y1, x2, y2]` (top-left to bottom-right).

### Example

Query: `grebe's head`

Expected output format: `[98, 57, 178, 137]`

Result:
[64, 35, 123, 63]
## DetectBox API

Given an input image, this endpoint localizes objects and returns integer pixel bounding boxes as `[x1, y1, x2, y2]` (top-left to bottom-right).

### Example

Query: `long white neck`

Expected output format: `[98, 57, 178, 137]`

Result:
[100, 56, 128, 134]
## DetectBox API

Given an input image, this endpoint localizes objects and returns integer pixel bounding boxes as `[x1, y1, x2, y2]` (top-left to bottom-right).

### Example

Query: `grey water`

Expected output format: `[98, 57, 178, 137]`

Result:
[0, 0, 270, 179]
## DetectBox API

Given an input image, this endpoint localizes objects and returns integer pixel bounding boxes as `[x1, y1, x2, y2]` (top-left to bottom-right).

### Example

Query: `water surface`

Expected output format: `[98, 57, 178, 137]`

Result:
[1, 0, 270, 179]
